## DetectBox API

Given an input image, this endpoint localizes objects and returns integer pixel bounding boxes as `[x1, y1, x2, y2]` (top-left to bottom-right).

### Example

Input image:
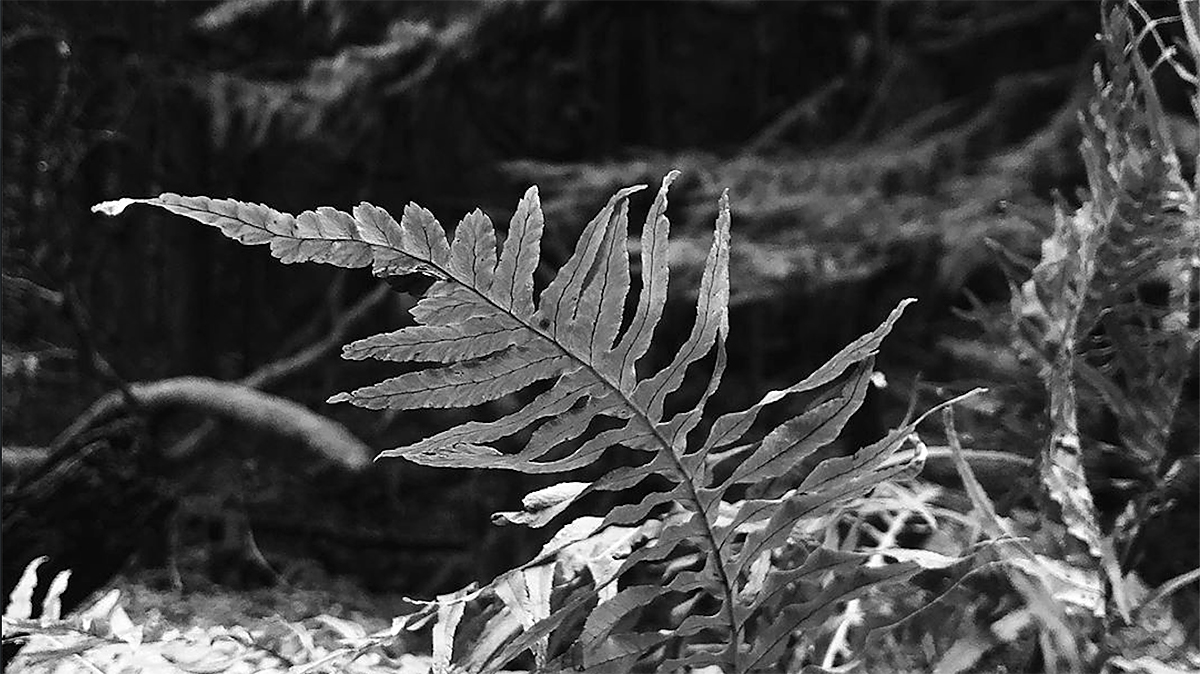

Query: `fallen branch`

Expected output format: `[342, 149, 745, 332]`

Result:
[164, 281, 393, 461]
[50, 377, 370, 470]
[27, 283, 393, 477]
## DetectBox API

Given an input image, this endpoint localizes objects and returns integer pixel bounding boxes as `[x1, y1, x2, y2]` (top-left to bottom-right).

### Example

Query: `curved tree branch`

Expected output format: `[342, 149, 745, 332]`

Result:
[50, 377, 370, 470]
[29, 283, 394, 472]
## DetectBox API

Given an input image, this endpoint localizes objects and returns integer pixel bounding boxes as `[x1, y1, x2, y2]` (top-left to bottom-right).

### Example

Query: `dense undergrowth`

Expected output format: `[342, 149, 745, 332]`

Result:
[4, 1, 1198, 673]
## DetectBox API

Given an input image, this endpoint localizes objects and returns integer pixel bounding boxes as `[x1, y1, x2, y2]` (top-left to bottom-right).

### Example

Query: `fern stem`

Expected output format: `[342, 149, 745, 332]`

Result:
[406, 250, 744, 670]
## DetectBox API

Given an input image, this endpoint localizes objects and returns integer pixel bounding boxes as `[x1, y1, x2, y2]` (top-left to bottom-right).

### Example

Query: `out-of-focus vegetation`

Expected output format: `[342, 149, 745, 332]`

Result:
[2, 1, 1197, 672]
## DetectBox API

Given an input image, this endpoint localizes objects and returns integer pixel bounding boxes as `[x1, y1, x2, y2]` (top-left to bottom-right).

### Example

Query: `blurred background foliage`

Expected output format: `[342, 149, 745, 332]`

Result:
[2, 0, 1195, 608]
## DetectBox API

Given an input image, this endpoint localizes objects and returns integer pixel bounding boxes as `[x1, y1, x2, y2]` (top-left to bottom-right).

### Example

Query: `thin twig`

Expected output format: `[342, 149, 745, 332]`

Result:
[745, 77, 846, 154]
[242, 282, 390, 390]
[1133, 567, 1200, 623]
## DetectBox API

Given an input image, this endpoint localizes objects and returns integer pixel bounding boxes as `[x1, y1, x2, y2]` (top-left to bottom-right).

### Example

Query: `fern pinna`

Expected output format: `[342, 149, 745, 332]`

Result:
[96, 173, 964, 673]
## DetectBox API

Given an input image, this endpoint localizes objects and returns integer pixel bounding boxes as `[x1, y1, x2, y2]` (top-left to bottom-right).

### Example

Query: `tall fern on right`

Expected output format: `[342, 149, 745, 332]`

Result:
[96, 172, 968, 672]
[1012, 0, 1199, 569]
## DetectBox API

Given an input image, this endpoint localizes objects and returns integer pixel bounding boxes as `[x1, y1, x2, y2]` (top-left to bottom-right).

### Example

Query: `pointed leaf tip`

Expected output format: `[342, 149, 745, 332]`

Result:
[493, 481, 590, 528]
[4, 556, 48, 621]
[92, 198, 140, 216]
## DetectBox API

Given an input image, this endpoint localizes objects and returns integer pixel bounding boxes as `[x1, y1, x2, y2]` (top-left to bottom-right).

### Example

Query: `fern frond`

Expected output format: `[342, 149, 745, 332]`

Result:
[95, 172, 942, 673]
[1005, 3, 1199, 570]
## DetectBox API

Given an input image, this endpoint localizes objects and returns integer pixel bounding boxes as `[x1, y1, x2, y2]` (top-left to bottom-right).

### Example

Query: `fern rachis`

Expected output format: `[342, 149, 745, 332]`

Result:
[95, 173, 970, 673]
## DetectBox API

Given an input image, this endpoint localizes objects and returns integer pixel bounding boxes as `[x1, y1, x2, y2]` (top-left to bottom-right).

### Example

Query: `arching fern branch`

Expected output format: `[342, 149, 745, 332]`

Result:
[95, 174, 973, 673]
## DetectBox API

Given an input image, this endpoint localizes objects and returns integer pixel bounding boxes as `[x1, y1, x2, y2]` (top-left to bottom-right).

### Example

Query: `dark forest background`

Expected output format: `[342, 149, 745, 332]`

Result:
[2, 0, 1195, 615]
